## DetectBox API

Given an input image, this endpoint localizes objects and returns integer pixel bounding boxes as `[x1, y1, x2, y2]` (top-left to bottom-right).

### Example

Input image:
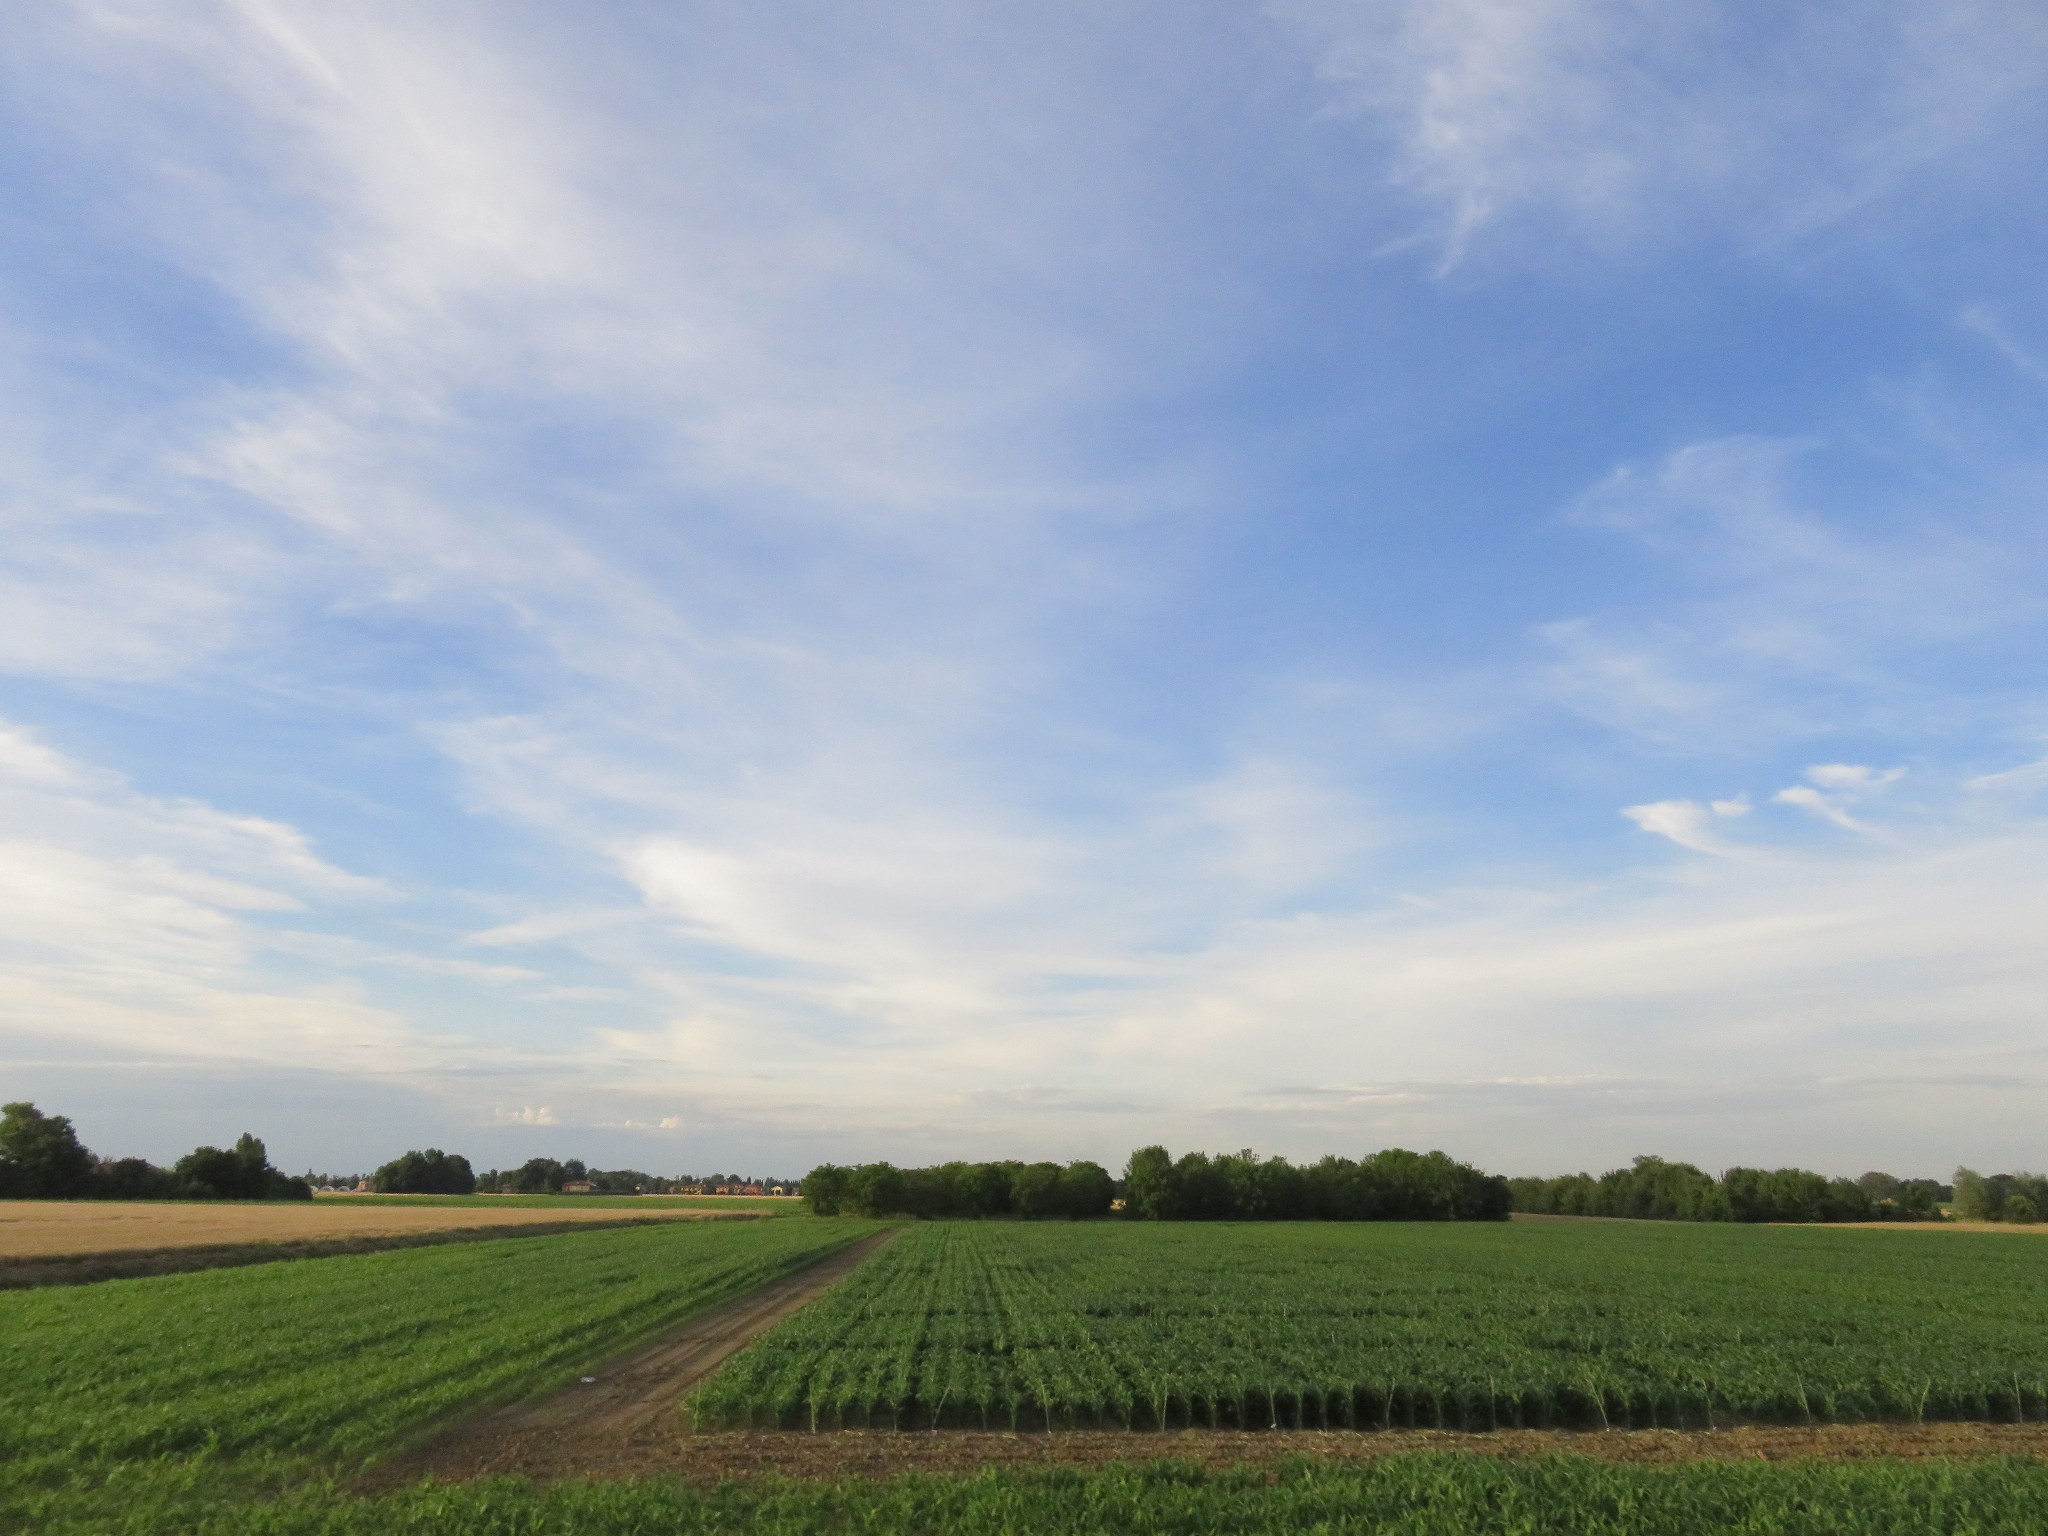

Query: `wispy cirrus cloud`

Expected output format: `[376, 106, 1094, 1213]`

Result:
[3, 3, 2048, 1179]
[1270, 0, 2048, 271]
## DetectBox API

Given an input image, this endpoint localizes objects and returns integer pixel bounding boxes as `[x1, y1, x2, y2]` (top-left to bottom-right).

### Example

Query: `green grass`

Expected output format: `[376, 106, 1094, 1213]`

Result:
[688, 1220, 2048, 1431]
[1, 1217, 875, 1530]
[21, 1457, 2048, 1536]
[316, 1192, 800, 1213]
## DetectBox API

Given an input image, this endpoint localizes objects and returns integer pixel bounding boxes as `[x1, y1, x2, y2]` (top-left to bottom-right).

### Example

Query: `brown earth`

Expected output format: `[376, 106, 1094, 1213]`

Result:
[0, 1199, 747, 1259]
[0, 1200, 756, 1287]
[366, 1229, 900, 1491]
[1825, 1220, 2048, 1233]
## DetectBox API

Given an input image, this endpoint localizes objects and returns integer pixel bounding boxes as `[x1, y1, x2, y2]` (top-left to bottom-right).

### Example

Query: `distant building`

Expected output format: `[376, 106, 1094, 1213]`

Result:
[560, 1180, 596, 1194]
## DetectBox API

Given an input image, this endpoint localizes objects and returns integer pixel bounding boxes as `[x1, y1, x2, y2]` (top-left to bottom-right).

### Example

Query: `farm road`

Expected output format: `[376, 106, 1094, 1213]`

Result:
[369, 1227, 900, 1488]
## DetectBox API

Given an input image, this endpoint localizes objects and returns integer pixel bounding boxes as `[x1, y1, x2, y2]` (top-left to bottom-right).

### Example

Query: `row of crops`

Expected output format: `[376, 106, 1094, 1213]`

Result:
[687, 1220, 2048, 1432]
[0, 1217, 873, 1469]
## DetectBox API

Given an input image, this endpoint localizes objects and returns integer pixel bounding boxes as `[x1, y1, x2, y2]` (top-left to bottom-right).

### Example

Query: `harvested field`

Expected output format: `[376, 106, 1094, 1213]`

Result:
[1824, 1219, 2048, 1233]
[371, 1421, 2048, 1486]
[0, 1198, 744, 1260]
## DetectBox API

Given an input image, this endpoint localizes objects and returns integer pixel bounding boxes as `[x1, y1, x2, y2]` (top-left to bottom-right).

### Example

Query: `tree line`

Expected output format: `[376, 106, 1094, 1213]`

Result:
[1954, 1169, 2048, 1224]
[802, 1146, 1511, 1221]
[362, 1152, 800, 1195]
[803, 1158, 1116, 1219]
[1507, 1156, 1954, 1223]
[0, 1102, 310, 1201]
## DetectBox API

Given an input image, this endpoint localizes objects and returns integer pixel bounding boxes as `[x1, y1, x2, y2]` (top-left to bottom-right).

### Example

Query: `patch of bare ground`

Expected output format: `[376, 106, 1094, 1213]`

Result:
[0, 1198, 748, 1259]
[0, 1201, 760, 1288]
[365, 1229, 901, 1492]
[380, 1423, 2048, 1487]
[1824, 1220, 2047, 1233]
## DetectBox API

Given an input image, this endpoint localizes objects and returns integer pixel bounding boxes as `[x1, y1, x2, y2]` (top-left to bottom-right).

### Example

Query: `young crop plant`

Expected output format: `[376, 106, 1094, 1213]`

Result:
[687, 1220, 2048, 1433]
[1, 1217, 874, 1532]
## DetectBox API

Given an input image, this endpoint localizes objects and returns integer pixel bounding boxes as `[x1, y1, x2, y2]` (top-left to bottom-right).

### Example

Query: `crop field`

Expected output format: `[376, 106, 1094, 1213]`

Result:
[1, 1216, 874, 1532]
[321, 1192, 800, 1213]
[689, 1220, 2048, 1432]
[0, 1197, 759, 1261]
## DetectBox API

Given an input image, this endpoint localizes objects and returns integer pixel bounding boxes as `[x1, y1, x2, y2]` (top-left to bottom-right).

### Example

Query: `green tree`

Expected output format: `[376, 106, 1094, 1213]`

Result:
[801, 1163, 850, 1215]
[846, 1162, 905, 1217]
[0, 1102, 95, 1198]
[174, 1133, 311, 1201]
[374, 1148, 476, 1195]
[1121, 1145, 1176, 1219]
[509, 1157, 567, 1193]
[1056, 1160, 1114, 1219]
[1953, 1167, 1995, 1221]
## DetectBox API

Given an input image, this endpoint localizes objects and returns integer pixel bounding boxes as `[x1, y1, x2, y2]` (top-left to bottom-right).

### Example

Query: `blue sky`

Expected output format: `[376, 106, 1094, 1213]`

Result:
[4, 1, 2048, 1178]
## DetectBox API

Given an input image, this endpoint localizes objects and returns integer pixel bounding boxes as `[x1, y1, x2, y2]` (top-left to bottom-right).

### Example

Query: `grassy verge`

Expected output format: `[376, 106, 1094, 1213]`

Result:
[18, 1455, 2048, 1535]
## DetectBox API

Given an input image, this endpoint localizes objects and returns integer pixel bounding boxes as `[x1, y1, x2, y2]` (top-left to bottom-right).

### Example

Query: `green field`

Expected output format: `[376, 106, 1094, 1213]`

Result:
[15, 1216, 2048, 1534]
[318, 1192, 800, 1213]
[688, 1220, 2048, 1431]
[38, 1456, 2048, 1536]
[1, 1217, 874, 1532]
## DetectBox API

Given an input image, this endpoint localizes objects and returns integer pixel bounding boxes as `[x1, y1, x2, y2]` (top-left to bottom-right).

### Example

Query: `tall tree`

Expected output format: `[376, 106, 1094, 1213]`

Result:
[0, 1102, 94, 1197]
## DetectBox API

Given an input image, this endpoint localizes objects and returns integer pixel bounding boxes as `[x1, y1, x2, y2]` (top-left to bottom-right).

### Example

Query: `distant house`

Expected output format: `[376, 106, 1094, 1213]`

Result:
[560, 1180, 596, 1194]
[742, 1183, 764, 1195]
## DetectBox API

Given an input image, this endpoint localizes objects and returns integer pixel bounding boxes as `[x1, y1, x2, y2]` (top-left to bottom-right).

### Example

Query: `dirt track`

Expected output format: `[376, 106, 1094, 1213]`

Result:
[368, 1228, 900, 1489]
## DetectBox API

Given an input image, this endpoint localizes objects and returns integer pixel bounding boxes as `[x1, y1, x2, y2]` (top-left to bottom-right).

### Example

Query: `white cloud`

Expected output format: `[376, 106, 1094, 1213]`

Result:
[1269, 0, 2048, 270]
[1804, 763, 1904, 793]
[492, 1105, 557, 1126]
[1543, 436, 2027, 748]
[2, 5, 2046, 1179]
[0, 719, 434, 1071]
[1961, 304, 2048, 384]
[1966, 754, 2048, 793]
[1772, 784, 1865, 833]
[1623, 799, 1742, 856]
[1771, 763, 1905, 833]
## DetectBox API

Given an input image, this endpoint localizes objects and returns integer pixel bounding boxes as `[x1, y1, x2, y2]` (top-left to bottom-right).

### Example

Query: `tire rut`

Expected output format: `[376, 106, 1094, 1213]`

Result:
[365, 1227, 897, 1488]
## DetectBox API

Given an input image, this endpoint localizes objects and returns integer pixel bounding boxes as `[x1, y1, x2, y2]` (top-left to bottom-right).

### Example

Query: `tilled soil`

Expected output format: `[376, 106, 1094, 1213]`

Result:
[378, 1421, 2048, 1487]
[0, 1198, 747, 1261]
[366, 1229, 900, 1491]
[0, 1212, 756, 1289]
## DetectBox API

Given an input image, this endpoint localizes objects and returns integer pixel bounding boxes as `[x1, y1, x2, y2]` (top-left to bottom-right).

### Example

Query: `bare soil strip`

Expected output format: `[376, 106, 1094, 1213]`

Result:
[0, 1214, 756, 1290]
[385, 1422, 2048, 1487]
[367, 1229, 901, 1490]
[0, 1198, 747, 1262]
